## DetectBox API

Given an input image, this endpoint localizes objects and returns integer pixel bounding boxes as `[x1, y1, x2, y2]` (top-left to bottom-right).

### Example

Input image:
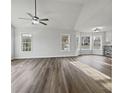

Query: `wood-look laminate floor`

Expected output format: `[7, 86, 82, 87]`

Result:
[11, 55, 112, 93]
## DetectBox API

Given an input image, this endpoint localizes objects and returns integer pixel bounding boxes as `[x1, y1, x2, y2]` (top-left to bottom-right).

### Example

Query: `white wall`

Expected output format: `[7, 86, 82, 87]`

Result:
[11, 25, 15, 59]
[15, 27, 77, 59]
[104, 31, 112, 45]
[13, 28, 111, 58]
[75, 32, 81, 55]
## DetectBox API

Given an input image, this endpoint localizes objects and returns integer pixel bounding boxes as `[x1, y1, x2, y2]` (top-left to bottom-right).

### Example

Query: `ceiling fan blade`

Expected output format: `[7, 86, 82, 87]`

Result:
[18, 18, 31, 20]
[40, 22, 47, 25]
[26, 12, 34, 18]
[39, 18, 49, 21]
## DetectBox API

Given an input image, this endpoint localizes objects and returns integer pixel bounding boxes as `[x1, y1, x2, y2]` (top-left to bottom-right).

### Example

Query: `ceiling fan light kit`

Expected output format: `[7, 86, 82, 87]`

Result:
[32, 17, 39, 24]
[92, 27, 103, 32]
[19, 0, 49, 25]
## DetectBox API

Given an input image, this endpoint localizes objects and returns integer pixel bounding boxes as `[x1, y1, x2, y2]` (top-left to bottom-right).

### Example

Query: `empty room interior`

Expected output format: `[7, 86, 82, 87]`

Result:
[11, 0, 112, 93]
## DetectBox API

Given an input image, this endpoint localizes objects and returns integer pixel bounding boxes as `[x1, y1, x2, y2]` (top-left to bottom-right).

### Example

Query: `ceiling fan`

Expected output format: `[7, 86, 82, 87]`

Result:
[92, 27, 103, 32]
[19, 0, 49, 25]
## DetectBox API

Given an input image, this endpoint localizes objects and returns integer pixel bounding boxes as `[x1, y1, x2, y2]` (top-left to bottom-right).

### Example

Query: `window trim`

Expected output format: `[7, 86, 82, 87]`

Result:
[61, 34, 71, 52]
[93, 35, 102, 50]
[21, 33, 32, 52]
[80, 35, 91, 50]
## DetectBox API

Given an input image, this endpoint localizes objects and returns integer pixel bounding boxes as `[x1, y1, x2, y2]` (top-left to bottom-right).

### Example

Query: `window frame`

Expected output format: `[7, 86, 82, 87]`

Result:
[93, 35, 102, 50]
[80, 35, 91, 50]
[61, 34, 71, 51]
[21, 33, 32, 52]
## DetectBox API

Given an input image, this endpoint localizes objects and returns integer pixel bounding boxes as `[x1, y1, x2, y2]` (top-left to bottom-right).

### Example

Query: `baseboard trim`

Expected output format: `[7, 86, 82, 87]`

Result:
[14, 55, 78, 59]
[12, 54, 111, 60]
[79, 54, 112, 58]
[11, 57, 15, 60]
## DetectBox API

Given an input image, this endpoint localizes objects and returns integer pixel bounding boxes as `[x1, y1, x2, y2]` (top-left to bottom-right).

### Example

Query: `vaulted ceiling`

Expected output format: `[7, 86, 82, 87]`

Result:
[11, 0, 112, 30]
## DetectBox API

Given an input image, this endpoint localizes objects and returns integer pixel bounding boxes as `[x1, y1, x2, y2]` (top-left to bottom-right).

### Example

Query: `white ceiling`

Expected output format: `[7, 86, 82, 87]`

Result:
[75, 0, 112, 32]
[11, 0, 112, 30]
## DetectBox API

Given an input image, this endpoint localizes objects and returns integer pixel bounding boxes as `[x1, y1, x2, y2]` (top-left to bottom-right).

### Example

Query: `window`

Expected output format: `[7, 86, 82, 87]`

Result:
[81, 36, 90, 49]
[93, 36, 102, 49]
[21, 34, 32, 52]
[61, 34, 70, 51]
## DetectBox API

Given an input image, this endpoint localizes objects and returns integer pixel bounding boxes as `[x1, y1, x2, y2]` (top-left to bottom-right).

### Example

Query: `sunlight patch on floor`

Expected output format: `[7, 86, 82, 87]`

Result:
[70, 61, 112, 91]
